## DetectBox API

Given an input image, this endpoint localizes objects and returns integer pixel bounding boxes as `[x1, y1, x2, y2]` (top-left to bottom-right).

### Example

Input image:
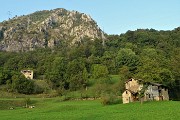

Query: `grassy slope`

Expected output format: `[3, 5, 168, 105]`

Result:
[0, 99, 179, 120]
[110, 75, 120, 83]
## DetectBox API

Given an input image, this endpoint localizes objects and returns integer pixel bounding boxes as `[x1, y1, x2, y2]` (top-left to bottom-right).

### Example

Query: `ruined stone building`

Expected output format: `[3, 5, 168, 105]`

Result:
[21, 70, 33, 79]
[122, 78, 169, 104]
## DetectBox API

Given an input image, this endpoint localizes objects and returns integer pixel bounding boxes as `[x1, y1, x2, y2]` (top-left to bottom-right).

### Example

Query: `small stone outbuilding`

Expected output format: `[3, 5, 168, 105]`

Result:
[122, 90, 133, 104]
[21, 70, 33, 79]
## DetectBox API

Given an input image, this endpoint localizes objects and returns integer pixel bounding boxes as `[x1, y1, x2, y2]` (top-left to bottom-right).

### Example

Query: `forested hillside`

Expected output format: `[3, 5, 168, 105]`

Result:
[0, 28, 180, 99]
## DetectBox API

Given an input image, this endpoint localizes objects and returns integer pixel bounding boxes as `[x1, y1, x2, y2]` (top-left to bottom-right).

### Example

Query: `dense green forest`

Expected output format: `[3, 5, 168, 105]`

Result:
[0, 28, 180, 99]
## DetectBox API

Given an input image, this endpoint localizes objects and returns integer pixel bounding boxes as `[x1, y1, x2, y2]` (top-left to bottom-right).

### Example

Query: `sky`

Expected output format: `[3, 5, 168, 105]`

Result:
[0, 0, 180, 34]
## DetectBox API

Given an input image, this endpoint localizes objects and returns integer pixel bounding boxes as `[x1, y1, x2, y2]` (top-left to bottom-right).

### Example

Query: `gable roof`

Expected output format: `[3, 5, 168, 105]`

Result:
[125, 78, 135, 83]
[125, 78, 167, 87]
[149, 82, 162, 86]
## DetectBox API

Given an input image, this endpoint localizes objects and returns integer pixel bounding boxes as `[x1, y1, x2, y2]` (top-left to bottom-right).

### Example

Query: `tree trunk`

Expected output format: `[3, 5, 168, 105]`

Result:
[140, 97, 143, 104]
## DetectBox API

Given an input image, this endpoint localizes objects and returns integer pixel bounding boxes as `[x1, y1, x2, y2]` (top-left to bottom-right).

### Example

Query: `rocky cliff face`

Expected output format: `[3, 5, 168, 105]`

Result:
[0, 8, 105, 52]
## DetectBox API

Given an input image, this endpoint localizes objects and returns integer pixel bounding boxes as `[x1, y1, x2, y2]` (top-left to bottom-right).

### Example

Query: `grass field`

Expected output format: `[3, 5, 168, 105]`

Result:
[0, 98, 179, 120]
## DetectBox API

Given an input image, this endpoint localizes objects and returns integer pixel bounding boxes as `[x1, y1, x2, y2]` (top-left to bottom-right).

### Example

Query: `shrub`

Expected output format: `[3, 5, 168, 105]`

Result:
[59, 95, 71, 101]
[23, 98, 31, 108]
[34, 80, 50, 94]
[101, 93, 121, 105]
[11, 75, 35, 94]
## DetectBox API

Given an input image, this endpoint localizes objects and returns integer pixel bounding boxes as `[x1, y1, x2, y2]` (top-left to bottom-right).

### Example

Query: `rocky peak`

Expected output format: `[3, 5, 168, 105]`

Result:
[0, 8, 106, 52]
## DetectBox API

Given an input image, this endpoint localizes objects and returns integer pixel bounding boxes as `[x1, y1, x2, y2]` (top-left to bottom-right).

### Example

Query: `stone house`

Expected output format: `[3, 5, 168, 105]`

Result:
[21, 70, 33, 79]
[122, 78, 169, 104]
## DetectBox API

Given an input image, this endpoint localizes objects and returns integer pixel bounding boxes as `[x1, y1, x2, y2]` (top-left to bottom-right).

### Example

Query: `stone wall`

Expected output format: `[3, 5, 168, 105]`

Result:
[125, 79, 141, 93]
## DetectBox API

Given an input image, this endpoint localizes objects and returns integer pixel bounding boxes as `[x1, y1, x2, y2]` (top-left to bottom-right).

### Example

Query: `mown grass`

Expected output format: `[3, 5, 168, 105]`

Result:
[0, 98, 179, 120]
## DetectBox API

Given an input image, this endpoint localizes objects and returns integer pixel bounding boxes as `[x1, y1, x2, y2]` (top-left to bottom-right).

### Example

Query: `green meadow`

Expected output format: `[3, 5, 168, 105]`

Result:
[0, 98, 179, 120]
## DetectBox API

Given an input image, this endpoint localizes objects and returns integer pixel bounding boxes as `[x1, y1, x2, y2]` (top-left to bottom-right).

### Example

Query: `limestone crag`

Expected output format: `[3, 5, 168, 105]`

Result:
[0, 8, 105, 52]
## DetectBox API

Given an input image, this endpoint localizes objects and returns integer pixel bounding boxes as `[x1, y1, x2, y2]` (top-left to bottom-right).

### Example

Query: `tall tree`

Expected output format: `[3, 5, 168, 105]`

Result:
[46, 57, 67, 89]
[116, 48, 139, 73]
[66, 58, 87, 90]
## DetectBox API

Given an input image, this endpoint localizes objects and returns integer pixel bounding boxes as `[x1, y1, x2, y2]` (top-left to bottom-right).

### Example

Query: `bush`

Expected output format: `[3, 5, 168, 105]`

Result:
[34, 80, 50, 94]
[101, 93, 121, 105]
[11, 75, 35, 94]
[23, 98, 31, 108]
[59, 95, 71, 101]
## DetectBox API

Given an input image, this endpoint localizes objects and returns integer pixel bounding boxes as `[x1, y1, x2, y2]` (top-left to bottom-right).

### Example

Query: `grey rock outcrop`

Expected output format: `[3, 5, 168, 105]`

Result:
[0, 8, 106, 52]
